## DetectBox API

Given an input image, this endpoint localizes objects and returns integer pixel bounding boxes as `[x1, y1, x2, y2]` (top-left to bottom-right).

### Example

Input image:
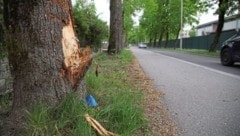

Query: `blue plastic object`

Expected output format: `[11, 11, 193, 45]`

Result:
[85, 95, 97, 107]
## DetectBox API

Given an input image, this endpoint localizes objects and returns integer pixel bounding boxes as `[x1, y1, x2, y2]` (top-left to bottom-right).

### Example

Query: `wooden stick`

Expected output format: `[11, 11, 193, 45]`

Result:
[85, 114, 118, 136]
[85, 114, 105, 135]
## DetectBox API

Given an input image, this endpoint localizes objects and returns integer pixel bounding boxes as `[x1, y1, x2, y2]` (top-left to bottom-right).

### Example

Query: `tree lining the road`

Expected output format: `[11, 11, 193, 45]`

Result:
[209, 0, 240, 52]
[123, 0, 142, 47]
[108, 0, 123, 53]
[127, 0, 240, 52]
[135, 0, 208, 47]
[73, 0, 108, 51]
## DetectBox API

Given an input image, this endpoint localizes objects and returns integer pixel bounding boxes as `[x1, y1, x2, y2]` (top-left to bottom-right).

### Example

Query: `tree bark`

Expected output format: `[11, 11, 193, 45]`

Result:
[3, 0, 91, 134]
[164, 27, 169, 48]
[158, 27, 164, 47]
[239, 0, 240, 13]
[148, 24, 154, 47]
[209, 0, 228, 52]
[149, 36, 153, 47]
[122, 6, 126, 48]
[153, 32, 157, 47]
[174, 26, 181, 49]
[108, 0, 123, 54]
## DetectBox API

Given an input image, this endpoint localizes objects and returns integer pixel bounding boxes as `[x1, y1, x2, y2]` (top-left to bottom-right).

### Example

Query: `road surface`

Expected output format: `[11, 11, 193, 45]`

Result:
[131, 47, 240, 136]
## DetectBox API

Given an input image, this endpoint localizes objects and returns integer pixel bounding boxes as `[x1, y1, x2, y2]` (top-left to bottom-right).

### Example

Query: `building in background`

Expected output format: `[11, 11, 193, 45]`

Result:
[181, 30, 190, 38]
[196, 14, 240, 36]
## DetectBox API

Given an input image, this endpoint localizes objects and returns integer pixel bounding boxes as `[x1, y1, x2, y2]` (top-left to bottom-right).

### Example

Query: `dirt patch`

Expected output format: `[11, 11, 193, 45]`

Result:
[127, 59, 179, 136]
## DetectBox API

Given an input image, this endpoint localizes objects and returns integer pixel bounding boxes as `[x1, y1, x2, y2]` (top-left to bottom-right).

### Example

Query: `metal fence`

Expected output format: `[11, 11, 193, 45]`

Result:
[154, 30, 237, 50]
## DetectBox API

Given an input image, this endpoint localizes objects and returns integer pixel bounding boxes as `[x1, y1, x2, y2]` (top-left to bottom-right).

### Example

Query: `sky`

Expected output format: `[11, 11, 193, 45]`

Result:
[72, 0, 218, 27]
[198, 7, 218, 25]
[94, 0, 110, 24]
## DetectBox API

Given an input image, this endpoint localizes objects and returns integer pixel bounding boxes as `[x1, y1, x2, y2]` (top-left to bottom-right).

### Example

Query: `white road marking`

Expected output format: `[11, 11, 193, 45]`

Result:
[157, 53, 240, 80]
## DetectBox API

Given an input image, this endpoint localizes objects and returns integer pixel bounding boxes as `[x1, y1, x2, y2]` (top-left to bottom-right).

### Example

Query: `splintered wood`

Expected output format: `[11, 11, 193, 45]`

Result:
[85, 114, 118, 136]
[61, 21, 92, 88]
[63, 46, 92, 88]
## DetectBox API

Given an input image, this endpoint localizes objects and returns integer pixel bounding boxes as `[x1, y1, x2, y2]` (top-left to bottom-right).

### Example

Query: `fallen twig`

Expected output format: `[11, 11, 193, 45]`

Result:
[85, 114, 118, 136]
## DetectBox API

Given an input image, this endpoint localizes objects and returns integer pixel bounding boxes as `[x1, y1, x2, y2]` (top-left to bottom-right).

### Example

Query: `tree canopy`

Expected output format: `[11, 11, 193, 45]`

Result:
[73, 0, 108, 51]
[208, 0, 240, 52]
[135, 0, 209, 47]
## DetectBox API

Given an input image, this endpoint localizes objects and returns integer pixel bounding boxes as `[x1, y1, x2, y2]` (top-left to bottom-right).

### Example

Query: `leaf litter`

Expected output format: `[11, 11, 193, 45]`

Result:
[127, 59, 179, 136]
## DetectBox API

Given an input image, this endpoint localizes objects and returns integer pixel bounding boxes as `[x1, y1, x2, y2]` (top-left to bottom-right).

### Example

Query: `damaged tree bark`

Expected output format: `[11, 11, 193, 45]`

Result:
[3, 0, 91, 133]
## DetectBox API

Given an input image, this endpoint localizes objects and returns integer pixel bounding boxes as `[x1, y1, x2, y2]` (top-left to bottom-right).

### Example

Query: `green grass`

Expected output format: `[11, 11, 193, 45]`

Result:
[25, 104, 51, 135]
[156, 47, 220, 57]
[24, 49, 147, 136]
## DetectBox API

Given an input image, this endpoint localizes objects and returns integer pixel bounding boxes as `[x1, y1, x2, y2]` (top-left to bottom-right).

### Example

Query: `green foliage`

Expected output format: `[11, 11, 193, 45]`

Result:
[136, 0, 209, 45]
[205, 0, 240, 52]
[118, 49, 134, 63]
[25, 104, 51, 136]
[53, 93, 94, 136]
[158, 48, 219, 57]
[24, 50, 147, 136]
[205, 0, 239, 16]
[85, 71, 103, 92]
[123, 0, 143, 46]
[181, 49, 219, 57]
[73, 0, 109, 51]
[189, 29, 197, 37]
[24, 94, 95, 136]
[85, 50, 146, 135]
[98, 91, 144, 135]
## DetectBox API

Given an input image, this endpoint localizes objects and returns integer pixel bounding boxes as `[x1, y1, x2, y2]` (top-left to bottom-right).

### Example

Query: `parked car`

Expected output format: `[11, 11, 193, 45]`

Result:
[138, 43, 147, 48]
[220, 34, 240, 66]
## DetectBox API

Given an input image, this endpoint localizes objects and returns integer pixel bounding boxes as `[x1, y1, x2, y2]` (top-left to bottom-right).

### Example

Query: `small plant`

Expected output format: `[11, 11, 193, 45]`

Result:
[53, 93, 95, 136]
[85, 50, 147, 135]
[98, 91, 145, 135]
[25, 103, 51, 136]
[85, 72, 103, 91]
[119, 49, 134, 63]
[24, 94, 95, 136]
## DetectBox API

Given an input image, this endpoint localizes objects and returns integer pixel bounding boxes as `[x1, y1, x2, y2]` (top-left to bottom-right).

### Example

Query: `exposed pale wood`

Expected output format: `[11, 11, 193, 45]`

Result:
[85, 114, 118, 136]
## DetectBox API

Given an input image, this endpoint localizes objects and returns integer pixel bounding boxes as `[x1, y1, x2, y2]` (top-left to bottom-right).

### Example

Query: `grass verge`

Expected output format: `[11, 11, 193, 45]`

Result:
[155, 47, 220, 57]
[24, 50, 147, 136]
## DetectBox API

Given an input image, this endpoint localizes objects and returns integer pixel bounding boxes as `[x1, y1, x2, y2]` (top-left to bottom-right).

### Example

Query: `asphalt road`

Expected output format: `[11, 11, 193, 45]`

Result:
[131, 47, 240, 136]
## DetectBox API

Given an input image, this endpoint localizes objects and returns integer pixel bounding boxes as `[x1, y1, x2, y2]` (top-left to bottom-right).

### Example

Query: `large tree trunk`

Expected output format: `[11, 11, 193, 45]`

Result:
[164, 27, 169, 48]
[0, 0, 3, 45]
[174, 26, 181, 49]
[121, 5, 125, 49]
[239, 0, 240, 13]
[209, 0, 228, 52]
[149, 36, 153, 47]
[153, 32, 157, 47]
[3, 0, 91, 134]
[148, 24, 153, 47]
[108, 0, 123, 54]
[158, 28, 164, 47]
[123, 32, 128, 48]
